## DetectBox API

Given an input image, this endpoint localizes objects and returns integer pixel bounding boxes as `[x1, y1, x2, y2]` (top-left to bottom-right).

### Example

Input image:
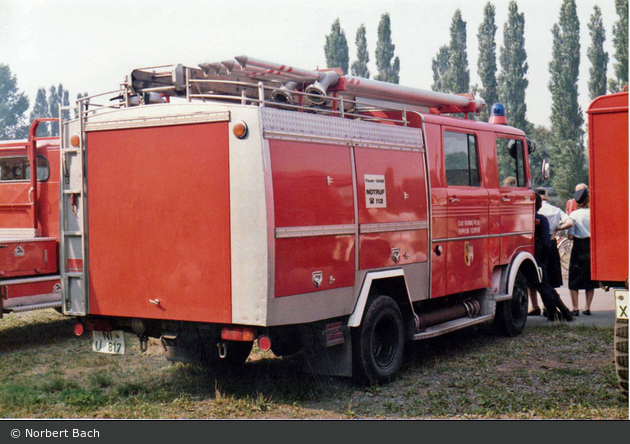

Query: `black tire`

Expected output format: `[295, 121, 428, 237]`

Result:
[495, 270, 528, 337]
[352, 295, 405, 384]
[614, 320, 628, 397]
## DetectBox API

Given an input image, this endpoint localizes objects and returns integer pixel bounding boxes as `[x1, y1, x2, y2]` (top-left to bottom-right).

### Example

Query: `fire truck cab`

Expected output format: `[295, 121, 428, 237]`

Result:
[61, 57, 540, 382]
[0, 120, 61, 317]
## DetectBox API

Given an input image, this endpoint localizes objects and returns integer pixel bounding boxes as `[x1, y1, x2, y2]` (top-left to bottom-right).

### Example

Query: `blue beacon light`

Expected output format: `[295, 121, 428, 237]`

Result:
[489, 103, 508, 125]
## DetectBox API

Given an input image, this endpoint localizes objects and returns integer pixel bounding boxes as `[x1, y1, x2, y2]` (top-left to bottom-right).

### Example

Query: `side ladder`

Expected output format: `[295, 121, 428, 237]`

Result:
[59, 104, 89, 316]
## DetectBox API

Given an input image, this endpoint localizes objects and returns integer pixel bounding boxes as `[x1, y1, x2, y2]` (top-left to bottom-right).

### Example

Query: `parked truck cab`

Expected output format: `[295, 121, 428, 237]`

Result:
[61, 56, 540, 382]
[0, 119, 61, 318]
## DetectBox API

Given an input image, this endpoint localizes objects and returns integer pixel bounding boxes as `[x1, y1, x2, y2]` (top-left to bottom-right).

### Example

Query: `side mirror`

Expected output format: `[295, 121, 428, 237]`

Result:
[527, 138, 536, 153]
[542, 158, 550, 181]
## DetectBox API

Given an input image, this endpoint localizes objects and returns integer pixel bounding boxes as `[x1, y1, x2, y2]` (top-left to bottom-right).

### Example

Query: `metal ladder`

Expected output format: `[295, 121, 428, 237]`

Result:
[59, 103, 89, 316]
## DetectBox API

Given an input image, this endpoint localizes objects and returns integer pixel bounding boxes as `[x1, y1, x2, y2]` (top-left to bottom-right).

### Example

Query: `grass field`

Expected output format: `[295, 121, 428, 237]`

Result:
[0, 310, 627, 419]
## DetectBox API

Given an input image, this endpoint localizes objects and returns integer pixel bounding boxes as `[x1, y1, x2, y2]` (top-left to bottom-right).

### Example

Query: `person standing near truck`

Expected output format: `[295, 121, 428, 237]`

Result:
[561, 187, 597, 316]
[566, 183, 587, 215]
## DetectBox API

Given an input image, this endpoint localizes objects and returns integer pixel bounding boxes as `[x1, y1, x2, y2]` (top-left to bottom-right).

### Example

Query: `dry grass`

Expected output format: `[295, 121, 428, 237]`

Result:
[0, 310, 627, 419]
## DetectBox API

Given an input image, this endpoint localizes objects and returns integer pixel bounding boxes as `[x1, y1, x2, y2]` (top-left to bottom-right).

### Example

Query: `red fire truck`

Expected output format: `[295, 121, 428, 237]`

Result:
[586, 89, 628, 396]
[0, 119, 61, 317]
[62, 56, 541, 382]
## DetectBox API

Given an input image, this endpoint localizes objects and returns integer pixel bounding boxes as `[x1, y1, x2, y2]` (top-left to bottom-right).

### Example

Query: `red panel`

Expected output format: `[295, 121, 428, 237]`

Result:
[354, 148, 428, 224]
[275, 236, 354, 297]
[588, 95, 629, 282]
[0, 240, 57, 277]
[4, 280, 60, 299]
[270, 140, 354, 227]
[360, 230, 427, 270]
[87, 123, 231, 323]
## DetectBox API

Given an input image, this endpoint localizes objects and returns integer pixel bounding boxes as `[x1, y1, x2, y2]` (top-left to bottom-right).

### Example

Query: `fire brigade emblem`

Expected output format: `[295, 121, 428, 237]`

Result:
[14, 246, 25, 257]
[464, 241, 474, 266]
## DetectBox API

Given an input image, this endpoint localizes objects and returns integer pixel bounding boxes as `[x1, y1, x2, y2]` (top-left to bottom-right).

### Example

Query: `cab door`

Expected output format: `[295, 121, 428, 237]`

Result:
[443, 129, 489, 294]
[495, 136, 535, 263]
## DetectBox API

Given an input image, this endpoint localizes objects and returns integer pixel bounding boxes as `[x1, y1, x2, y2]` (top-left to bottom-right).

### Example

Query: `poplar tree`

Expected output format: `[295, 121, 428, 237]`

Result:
[48, 84, 70, 136]
[477, 2, 499, 120]
[587, 6, 608, 100]
[351, 24, 370, 78]
[30, 88, 51, 137]
[609, 0, 628, 92]
[431, 46, 450, 92]
[548, 0, 587, 200]
[0, 64, 29, 139]
[324, 18, 349, 74]
[443, 9, 470, 93]
[375, 13, 400, 84]
[498, 1, 529, 132]
[74, 92, 89, 119]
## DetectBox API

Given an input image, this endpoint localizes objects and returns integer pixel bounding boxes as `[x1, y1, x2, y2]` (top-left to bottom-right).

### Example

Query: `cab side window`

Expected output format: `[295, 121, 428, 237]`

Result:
[496, 138, 526, 187]
[0, 156, 50, 182]
[444, 131, 480, 187]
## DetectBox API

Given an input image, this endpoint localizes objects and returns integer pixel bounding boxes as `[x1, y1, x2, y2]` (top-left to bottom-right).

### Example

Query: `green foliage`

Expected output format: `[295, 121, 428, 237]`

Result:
[548, 0, 587, 200]
[498, 1, 529, 132]
[324, 18, 349, 74]
[0, 64, 30, 139]
[609, 0, 628, 92]
[375, 13, 400, 84]
[587, 6, 609, 100]
[29, 87, 51, 137]
[442, 9, 470, 94]
[351, 24, 370, 78]
[477, 2, 499, 120]
[431, 46, 450, 92]
[48, 84, 70, 136]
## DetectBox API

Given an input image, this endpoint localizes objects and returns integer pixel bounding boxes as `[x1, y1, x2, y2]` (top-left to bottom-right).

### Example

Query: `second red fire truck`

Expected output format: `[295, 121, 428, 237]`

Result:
[61, 56, 542, 382]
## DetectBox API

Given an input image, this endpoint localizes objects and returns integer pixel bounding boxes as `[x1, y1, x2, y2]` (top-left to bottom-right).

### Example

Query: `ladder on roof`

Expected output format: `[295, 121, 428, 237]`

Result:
[59, 103, 89, 316]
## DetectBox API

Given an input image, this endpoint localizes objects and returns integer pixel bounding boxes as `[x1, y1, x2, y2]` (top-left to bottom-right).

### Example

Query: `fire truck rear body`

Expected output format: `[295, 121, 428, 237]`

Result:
[61, 58, 538, 380]
[1, 120, 62, 316]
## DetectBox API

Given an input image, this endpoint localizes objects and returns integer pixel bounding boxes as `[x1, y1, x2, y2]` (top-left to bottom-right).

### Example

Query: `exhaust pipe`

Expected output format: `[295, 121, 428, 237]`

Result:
[305, 71, 340, 105]
[272, 81, 299, 104]
[416, 299, 480, 329]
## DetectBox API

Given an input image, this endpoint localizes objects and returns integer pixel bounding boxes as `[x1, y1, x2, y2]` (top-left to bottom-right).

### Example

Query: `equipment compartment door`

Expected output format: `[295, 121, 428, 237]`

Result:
[86, 122, 232, 323]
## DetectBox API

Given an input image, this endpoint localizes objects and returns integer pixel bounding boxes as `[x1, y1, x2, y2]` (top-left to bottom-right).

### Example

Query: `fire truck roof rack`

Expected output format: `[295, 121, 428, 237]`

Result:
[78, 56, 486, 124]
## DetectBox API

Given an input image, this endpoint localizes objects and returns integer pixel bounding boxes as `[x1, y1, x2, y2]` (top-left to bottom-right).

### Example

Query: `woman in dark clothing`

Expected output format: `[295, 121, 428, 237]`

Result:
[532, 194, 574, 322]
[563, 188, 597, 316]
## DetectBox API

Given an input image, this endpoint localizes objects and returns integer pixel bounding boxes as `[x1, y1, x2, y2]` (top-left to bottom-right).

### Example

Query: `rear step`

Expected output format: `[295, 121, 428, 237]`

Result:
[6, 301, 63, 313]
[413, 314, 494, 340]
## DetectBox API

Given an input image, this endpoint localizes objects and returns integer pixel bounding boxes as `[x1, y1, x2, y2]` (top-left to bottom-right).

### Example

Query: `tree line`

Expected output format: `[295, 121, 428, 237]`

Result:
[323, 0, 628, 200]
[0, 68, 87, 140]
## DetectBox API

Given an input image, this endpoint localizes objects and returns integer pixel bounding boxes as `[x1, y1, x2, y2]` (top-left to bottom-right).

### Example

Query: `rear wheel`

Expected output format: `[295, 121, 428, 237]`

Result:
[352, 295, 405, 384]
[495, 270, 529, 337]
[614, 320, 628, 397]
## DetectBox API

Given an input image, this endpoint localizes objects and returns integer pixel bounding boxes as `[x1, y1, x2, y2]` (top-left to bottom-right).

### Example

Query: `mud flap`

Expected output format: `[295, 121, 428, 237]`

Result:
[302, 329, 353, 378]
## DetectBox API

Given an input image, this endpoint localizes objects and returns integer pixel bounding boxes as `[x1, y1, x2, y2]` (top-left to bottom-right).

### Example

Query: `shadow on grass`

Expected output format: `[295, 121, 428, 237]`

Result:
[0, 313, 76, 353]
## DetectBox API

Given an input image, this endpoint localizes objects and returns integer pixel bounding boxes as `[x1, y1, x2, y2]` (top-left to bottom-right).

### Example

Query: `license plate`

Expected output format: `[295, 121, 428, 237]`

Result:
[92, 331, 125, 355]
[615, 290, 628, 320]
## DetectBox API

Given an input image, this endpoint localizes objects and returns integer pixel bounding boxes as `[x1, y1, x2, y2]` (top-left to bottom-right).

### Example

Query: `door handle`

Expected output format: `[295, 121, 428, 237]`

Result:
[502, 196, 511, 202]
[449, 197, 460, 203]
[28, 187, 34, 204]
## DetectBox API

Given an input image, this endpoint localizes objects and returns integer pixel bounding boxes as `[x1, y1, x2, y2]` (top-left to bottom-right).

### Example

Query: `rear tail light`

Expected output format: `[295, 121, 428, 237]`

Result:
[73, 322, 84, 336]
[221, 326, 255, 342]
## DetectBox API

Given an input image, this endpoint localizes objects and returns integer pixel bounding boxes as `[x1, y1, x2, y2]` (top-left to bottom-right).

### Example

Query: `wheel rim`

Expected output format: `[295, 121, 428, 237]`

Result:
[372, 314, 399, 369]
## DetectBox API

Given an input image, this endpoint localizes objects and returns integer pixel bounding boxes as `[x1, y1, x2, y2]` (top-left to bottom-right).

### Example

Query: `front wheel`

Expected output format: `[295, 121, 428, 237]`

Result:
[495, 270, 529, 337]
[614, 319, 628, 397]
[352, 295, 405, 384]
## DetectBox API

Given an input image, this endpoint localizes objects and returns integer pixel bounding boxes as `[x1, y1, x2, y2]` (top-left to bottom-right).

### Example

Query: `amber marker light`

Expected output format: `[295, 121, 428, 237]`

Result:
[232, 121, 248, 139]
[70, 133, 81, 147]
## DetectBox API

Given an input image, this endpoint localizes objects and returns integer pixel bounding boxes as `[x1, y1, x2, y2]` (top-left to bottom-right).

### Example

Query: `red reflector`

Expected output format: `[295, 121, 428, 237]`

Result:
[221, 326, 255, 342]
[257, 335, 272, 351]
[67, 259, 83, 272]
[74, 322, 84, 336]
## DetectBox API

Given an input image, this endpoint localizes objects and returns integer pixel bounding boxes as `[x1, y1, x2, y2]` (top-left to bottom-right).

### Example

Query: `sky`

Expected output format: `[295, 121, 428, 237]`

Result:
[0, 0, 621, 128]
